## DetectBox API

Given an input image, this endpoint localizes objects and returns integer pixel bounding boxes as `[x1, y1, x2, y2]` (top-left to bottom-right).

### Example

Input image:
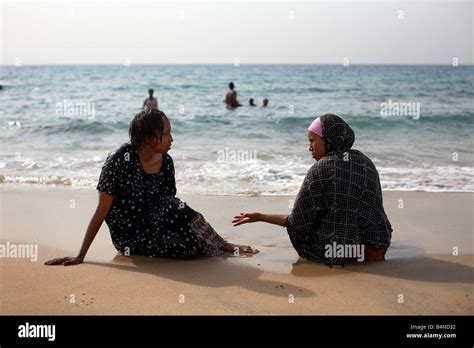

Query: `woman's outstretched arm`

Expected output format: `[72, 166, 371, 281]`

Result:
[44, 192, 114, 266]
[232, 213, 288, 227]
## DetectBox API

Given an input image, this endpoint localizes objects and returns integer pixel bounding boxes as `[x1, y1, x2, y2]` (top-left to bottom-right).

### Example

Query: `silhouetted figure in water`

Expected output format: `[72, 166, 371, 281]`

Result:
[224, 82, 242, 108]
[249, 98, 256, 106]
[143, 89, 158, 110]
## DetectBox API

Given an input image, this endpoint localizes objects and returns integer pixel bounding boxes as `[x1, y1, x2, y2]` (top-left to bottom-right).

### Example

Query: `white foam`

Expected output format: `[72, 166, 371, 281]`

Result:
[0, 152, 473, 195]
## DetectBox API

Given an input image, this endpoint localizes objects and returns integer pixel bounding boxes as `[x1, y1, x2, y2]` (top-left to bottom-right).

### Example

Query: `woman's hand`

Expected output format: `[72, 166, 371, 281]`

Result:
[44, 192, 112, 268]
[233, 213, 289, 227]
[44, 256, 84, 266]
[232, 213, 262, 226]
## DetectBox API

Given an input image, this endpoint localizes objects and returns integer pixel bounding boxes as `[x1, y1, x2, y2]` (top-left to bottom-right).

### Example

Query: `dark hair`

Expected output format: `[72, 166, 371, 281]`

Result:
[148, 89, 154, 95]
[229, 82, 234, 90]
[129, 109, 167, 151]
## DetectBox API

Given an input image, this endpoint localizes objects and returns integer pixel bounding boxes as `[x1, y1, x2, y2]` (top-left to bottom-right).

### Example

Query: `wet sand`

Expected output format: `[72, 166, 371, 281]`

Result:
[0, 186, 472, 314]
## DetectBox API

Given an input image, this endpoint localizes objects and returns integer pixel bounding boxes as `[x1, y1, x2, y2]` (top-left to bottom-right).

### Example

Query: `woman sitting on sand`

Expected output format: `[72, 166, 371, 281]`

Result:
[233, 114, 392, 266]
[46, 109, 255, 266]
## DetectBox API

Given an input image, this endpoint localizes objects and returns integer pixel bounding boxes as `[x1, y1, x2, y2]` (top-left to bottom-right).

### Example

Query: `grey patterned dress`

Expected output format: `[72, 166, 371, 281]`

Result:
[97, 143, 226, 258]
[286, 114, 392, 265]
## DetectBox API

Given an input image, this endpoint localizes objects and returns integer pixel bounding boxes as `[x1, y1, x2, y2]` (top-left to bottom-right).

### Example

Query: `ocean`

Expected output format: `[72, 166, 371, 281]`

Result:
[1, 64, 473, 195]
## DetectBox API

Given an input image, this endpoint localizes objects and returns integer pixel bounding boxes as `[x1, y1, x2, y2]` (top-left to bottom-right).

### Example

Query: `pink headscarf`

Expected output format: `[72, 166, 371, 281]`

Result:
[308, 117, 323, 138]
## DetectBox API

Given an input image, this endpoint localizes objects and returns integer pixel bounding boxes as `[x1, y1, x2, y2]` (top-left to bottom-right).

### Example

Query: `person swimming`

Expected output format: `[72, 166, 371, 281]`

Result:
[233, 114, 392, 266]
[224, 82, 242, 108]
[143, 89, 158, 110]
[262, 98, 268, 107]
[249, 98, 256, 106]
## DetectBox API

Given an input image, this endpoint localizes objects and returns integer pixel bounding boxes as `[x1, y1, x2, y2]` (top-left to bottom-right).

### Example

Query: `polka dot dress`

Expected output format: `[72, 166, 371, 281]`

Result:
[97, 143, 227, 258]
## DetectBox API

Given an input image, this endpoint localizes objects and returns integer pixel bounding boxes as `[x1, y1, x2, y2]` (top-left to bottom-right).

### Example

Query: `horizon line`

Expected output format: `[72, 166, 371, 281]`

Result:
[1, 62, 473, 67]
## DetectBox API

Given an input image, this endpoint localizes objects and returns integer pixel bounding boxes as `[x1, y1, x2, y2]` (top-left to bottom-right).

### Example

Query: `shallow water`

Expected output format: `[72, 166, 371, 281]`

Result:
[1, 64, 473, 194]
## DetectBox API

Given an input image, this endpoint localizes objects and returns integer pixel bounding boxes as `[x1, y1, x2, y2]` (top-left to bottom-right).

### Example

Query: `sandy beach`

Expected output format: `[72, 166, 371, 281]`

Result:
[0, 186, 472, 315]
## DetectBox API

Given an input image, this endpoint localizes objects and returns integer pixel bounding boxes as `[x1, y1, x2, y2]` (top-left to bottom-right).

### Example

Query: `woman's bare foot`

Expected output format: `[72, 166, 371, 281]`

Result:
[221, 242, 257, 255]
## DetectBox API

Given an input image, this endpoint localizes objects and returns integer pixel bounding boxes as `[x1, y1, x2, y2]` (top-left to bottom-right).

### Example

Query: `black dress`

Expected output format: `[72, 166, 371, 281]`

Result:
[286, 114, 392, 265]
[96, 143, 227, 258]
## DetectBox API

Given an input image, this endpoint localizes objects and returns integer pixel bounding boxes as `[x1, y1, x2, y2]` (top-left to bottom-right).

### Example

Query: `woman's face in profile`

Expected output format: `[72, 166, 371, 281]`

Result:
[308, 131, 326, 161]
[151, 117, 173, 154]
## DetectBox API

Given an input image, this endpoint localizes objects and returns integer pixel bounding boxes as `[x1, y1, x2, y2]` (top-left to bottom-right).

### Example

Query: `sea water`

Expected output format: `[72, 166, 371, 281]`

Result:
[1, 64, 472, 195]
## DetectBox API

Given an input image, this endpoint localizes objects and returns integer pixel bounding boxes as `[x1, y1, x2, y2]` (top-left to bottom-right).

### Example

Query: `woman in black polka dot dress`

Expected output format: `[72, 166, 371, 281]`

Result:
[45, 109, 255, 266]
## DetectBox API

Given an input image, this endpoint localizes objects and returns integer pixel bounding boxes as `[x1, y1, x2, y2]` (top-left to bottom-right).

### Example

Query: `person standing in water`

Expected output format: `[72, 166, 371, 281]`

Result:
[224, 82, 241, 108]
[143, 89, 158, 110]
[233, 114, 392, 266]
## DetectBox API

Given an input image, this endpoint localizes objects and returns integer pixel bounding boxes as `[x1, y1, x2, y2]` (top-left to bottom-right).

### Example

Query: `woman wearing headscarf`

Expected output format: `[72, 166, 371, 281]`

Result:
[233, 114, 392, 266]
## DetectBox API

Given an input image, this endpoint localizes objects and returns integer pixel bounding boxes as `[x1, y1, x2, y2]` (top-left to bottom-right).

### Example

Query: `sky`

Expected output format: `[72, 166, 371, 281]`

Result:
[1, 0, 472, 65]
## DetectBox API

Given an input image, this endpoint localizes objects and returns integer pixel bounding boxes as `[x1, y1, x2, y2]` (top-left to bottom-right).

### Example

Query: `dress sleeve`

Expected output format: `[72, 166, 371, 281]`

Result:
[96, 150, 124, 197]
[286, 164, 325, 235]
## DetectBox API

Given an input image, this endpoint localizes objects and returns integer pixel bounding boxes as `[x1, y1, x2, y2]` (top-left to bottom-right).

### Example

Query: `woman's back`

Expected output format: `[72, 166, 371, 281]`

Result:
[287, 114, 392, 264]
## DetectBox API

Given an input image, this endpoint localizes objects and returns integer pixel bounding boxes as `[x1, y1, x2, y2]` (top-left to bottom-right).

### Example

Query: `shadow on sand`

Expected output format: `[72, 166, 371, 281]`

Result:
[291, 243, 473, 284]
[86, 252, 316, 298]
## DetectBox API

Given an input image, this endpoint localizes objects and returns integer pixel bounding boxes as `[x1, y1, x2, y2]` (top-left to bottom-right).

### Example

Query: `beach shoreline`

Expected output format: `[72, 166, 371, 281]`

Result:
[1, 186, 472, 315]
